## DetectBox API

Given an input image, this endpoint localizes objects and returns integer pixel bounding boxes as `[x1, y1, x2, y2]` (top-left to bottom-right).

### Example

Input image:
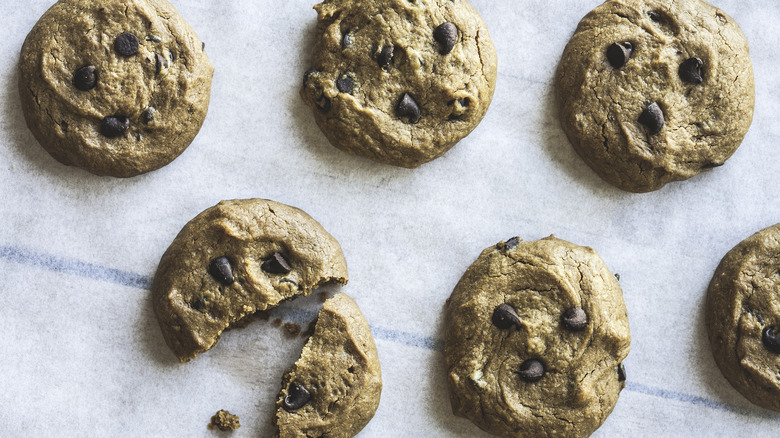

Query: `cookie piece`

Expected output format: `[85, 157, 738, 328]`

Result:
[444, 236, 631, 437]
[19, 0, 213, 177]
[556, 0, 754, 192]
[275, 292, 382, 438]
[208, 410, 240, 431]
[152, 199, 348, 363]
[302, 0, 497, 168]
[706, 223, 780, 412]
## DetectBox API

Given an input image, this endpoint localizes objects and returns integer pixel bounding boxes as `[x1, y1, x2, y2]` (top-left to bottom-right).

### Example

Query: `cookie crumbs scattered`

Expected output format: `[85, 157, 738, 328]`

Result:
[284, 322, 301, 337]
[208, 409, 240, 431]
[272, 318, 283, 327]
[318, 292, 329, 302]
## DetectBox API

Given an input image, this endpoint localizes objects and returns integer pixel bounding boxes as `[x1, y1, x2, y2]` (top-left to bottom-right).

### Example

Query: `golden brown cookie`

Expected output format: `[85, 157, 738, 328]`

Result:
[301, 0, 497, 168]
[706, 223, 780, 412]
[275, 292, 382, 438]
[19, 0, 213, 177]
[152, 199, 348, 363]
[444, 236, 631, 437]
[556, 0, 754, 192]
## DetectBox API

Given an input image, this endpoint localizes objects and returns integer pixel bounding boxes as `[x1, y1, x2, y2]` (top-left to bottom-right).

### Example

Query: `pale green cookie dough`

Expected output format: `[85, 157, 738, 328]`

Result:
[556, 0, 754, 192]
[445, 236, 631, 438]
[706, 223, 780, 412]
[152, 199, 348, 363]
[302, 0, 497, 168]
[19, 0, 213, 177]
[275, 292, 382, 438]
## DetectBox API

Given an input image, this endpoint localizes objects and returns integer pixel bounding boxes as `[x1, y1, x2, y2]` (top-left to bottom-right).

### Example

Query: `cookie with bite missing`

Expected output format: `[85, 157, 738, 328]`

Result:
[556, 0, 754, 192]
[19, 0, 213, 177]
[275, 292, 382, 438]
[151, 199, 348, 363]
[444, 236, 631, 437]
[301, 0, 497, 168]
[706, 223, 780, 412]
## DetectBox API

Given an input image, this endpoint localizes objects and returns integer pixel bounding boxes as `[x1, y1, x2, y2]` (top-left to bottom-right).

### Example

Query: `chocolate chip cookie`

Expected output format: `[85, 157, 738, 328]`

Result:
[556, 0, 754, 192]
[275, 292, 381, 438]
[152, 199, 348, 363]
[444, 236, 631, 437]
[706, 223, 780, 412]
[19, 0, 214, 177]
[301, 0, 497, 168]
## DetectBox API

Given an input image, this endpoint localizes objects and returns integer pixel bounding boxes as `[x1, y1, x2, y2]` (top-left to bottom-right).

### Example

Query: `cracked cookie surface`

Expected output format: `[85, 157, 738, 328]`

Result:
[706, 223, 780, 412]
[152, 199, 348, 363]
[444, 236, 630, 438]
[19, 0, 213, 177]
[275, 292, 381, 438]
[302, 0, 497, 168]
[556, 0, 754, 192]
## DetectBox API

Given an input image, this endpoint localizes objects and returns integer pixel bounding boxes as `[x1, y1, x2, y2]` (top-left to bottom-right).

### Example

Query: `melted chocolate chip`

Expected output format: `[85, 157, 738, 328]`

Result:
[492, 304, 522, 330]
[639, 102, 664, 135]
[155, 53, 169, 74]
[342, 33, 353, 49]
[378, 46, 395, 68]
[73, 66, 97, 91]
[518, 359, 545, 382]
[190, 297, 206, 311]
[561, 307, 588, 331]
[142, 107, 155, 124]
[208, 256, 234, 285]
[262, 252, 292, 275]
[396, 93, 420, 123]
[100, 116, 130, 138]
[336, 73, 355, 94]
[762, 326, 780, 354]
[607, 42, 633, 69]
[505, 236, 520, 249]
[114, 32, 139, 56]
[617, 363, 626, 382]
[648, 11, 662, 22]
[679, 57, 704, 84]
[615, 273, 621, 281]
[433, 22, 458, 55]
[282, 383, 311, 411]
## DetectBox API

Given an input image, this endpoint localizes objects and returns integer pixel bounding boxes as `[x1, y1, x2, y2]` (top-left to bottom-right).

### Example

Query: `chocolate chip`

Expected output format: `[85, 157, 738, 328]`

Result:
[100, 116, 130, 138]
[145, 35, 162, 43]
[342, 33, 353, 49]
[396, 93, 420, 123]
[434, 22, 458, 55]
[561, 307, 588, 331]
[303, 69, 319, 87]
[492, 304, 521, 330]
[607, 42, 633, 69]
[142, 107, 155, 124]
[336, 73, 355, 94]
[617, 363, 626, 381]
[208, 256, 234, 285]
[762, 326, 780, 354]
[73, 66, 98, 91]
[518, 359, 545, 382]
[378, 46, 395, 68]
[155, 53, 168, 74]
[679, 57, 703, 84]
[114, 32, 139, 56]
[190, 297, 206, 311]
[648, 11, 662, 22]
[505, 236, 520, 249]
[615, 273, 621, 280]
[262, 252, 292, 275]
[282, 383, 311, 411]
[303, 69, 331, 113]
[639, 102, 664, 135]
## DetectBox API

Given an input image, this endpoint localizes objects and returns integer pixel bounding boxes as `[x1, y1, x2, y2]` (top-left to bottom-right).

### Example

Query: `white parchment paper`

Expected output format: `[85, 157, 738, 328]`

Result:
[2, 0, 780, 436]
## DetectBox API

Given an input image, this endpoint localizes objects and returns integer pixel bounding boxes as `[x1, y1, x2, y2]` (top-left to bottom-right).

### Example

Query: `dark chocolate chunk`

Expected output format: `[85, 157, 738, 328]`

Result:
[155, 53, 168, 74]
[615, 273, 621, 281]
[262, 252, 292, 275]
[342, 33, 353, 49]
[492, 304, 522, 330]
[282, 383, 311, 411]
[378, 46, 395, 68]
[190, 297, 206, 311]
[114, 32, 139, 56]
[142, 107, 155, 124]
[73, 65, 98, 91]
[648, 11, 662, 22]
[303, 69, 331, 113]
[396, 93, 421, 123]
[639, 102, 664, 135]
[561, 307, 588, 331]
[208, 256, 234, 285]
[607, 42, 633, 69]
[434, 22, 458, 55]
[303, 69, 319, 87]
[505, 236, 520, 249]
[679, 57, 704, 84]
[336, 73, 355, 94]
[145, 35, 162, 43]
[762, 326, 780, 354]
[100, 116, 130, 138]
[617, 363, 626, 382]
[518, 359, 545, 382]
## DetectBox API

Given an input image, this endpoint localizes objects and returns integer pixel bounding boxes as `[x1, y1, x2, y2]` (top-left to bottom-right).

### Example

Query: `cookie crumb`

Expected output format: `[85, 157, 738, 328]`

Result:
[208, 409, 240, 431]
[301, 318, 318, 338]
[284, 322, 301, 337]
[272, 318, 283, 327]
[319, 292, 329, 302]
